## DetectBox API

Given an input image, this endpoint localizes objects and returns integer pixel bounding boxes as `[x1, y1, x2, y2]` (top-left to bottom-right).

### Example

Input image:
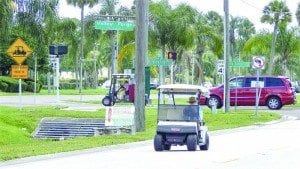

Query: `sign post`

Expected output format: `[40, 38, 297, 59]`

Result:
[6, 38, 32, 108]
[252, 56, 265, 116]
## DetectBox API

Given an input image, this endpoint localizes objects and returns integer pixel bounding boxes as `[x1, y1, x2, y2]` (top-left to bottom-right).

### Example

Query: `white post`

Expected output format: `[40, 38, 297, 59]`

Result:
[255, 69, 260, 116]
[170, 61, 174, 84]
[34, 55, 37, 105]
[18, 78, 22, 109]
[56, 57, 60, 105]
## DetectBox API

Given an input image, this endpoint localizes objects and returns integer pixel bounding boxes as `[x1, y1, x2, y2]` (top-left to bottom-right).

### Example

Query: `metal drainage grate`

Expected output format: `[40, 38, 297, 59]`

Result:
[33, 117, 105, 140]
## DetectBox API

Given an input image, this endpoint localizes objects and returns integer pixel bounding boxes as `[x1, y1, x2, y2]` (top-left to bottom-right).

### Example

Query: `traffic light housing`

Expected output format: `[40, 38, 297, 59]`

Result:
[167, 51, 177, 60]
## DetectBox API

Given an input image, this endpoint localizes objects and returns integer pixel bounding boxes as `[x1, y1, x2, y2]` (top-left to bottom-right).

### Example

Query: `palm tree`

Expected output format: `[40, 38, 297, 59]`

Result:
[229, 16, 255, 59]
[261, 0, 291, 75]
[276, 27, 300, 76]
[193, 13, 222, 84]
[66, 0, 99, 94]
[149, 1, 172, 84]
[0, 0, 14, 75]
[242, 32, 272, 75]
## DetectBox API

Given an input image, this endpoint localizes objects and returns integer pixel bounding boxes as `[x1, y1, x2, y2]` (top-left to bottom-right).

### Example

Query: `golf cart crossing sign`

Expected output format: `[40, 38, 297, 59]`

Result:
[6, 37, 32, 65]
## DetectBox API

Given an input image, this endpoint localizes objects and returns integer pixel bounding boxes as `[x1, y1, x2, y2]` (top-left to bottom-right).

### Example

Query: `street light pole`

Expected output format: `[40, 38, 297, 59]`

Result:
[224, 0, 230, 112]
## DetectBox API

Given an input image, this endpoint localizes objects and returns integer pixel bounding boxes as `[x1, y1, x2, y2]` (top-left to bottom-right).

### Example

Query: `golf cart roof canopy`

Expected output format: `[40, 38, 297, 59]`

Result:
[158, 84, 209, 96]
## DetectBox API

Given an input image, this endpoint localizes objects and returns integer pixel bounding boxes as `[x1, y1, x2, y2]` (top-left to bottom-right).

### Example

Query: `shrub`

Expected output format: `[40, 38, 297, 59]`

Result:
[0, 81, 9, 92]
[60, 82, 76, 89]
[0, 76, 42, 93]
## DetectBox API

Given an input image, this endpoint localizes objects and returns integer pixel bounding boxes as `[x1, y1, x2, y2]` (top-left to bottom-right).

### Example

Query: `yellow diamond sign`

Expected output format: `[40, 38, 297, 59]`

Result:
[6, 38, 32, 65]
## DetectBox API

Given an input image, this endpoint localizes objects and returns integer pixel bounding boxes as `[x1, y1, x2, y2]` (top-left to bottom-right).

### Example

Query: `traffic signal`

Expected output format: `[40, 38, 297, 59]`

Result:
[167, 51, 177, 60]
[49, 45, 68, 56]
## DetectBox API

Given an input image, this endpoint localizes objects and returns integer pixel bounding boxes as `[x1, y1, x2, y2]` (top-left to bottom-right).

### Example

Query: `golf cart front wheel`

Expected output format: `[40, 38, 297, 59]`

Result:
[186, 134, 197, 151]
[102, 96, 113, 106]
[154, 134, 164, 151]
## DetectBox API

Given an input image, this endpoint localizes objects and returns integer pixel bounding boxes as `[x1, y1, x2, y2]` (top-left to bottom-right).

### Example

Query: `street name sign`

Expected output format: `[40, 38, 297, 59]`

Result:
[229, 60, 250, 68]
[148, 57, 172, 66]
[94, 21, 135, 31]
[11, 65, 29, 79]
[6, 38, 32, 65]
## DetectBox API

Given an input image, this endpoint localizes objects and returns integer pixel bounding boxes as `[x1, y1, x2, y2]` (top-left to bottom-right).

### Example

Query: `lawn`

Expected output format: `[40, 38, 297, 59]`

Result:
[0, 106, 281, 161]
[0, 88, 109, 96]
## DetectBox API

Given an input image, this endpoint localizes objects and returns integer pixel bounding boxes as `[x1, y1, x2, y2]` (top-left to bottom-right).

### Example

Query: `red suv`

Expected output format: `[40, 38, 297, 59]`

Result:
[199, 76, 296, 110]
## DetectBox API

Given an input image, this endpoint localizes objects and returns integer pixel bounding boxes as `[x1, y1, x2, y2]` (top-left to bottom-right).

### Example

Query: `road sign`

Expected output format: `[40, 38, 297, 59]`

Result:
[148, 57, 172, 66]
[217, 60, 224, 75]
[252, 56, 265, 69]
[94, 21, 135, 31]
[11, 65, 29, 79]
[6, 38, 32, 65]
[229, 60, 250, 67]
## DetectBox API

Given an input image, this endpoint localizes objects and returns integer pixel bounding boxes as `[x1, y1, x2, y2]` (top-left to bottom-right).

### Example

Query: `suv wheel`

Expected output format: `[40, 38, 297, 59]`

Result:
[267, 96, 282, 110]
[207, 96, 221, 109]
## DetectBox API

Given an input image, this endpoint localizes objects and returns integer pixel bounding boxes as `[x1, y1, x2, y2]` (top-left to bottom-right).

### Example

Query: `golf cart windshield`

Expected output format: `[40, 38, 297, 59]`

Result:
[157, 84, 208, 122]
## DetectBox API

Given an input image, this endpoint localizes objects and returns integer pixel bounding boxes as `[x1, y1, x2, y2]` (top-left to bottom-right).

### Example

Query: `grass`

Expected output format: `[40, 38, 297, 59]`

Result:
[0, 106, 281, 161]
[0, 88, 158, 96]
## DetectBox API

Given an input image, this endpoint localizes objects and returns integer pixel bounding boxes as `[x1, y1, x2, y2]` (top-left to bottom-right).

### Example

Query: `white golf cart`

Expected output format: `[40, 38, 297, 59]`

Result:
[154, 84, 210, 151]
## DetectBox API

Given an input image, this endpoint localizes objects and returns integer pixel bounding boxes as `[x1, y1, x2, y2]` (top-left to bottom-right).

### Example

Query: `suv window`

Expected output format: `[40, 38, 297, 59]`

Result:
[229, 78, 244, 88]
[266, 77, 284, 87]
[245, 77, 264, 87]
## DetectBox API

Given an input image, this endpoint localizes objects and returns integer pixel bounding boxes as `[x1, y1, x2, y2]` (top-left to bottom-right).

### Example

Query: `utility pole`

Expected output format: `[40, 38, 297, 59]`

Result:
[224, 0, 230, 112]
[79, 4, 84, 101]
[135, 0, 148, 132]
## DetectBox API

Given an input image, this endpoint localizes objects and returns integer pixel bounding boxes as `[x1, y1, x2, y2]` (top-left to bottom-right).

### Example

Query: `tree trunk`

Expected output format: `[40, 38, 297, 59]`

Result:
[159, 45, 165, 85]
[268, 22, 278, 75]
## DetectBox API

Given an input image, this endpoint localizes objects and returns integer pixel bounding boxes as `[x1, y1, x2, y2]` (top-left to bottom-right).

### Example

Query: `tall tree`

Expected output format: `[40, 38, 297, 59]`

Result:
[149, 0, 172, 84]
[261, 0, 291, 75]
[0, 0, 14, 75]
[193, 12, 222, 84]
[276, 27, 300, 76]
[229, 16, 255, 59]
[66, 0, 99, 92]
[296, 3, 300, 25]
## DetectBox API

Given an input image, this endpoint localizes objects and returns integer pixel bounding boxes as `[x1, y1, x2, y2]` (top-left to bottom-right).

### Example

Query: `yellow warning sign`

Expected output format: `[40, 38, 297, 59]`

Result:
[11, 65, 29, 79]
[6, 38, 32, 65]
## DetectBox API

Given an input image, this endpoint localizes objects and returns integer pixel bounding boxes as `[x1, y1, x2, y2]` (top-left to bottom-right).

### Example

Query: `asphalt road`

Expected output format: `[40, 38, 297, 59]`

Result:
[1, 95, 300, 169]
[0, 116, 299, 169]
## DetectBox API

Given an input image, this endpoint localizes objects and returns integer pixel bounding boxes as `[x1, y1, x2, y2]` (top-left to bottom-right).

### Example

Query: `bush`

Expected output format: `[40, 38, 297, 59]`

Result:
[0, 76, 43, 93]
[0, 81, 9, 91]
[24, 80, 43, 93]
[60, 82, 76, 89]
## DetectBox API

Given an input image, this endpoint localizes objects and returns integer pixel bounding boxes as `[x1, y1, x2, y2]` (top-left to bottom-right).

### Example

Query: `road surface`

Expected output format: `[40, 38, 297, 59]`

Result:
[0, 115, 300, 169]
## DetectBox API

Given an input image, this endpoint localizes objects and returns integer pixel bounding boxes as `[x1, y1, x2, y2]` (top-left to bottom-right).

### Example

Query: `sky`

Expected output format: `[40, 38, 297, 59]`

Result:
[58, 0, 299, 31]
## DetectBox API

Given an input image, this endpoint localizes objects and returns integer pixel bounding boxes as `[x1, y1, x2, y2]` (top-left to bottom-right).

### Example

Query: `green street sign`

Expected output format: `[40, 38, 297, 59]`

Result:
[94, 21, 135, 31]
[148, 58, 172, 66]
[229, 61, 250, 67]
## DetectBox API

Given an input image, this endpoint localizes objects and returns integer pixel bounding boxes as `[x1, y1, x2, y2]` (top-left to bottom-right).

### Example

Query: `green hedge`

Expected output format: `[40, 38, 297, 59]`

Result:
[0, 76, 42, 93]
[60, 82, 76, 89]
